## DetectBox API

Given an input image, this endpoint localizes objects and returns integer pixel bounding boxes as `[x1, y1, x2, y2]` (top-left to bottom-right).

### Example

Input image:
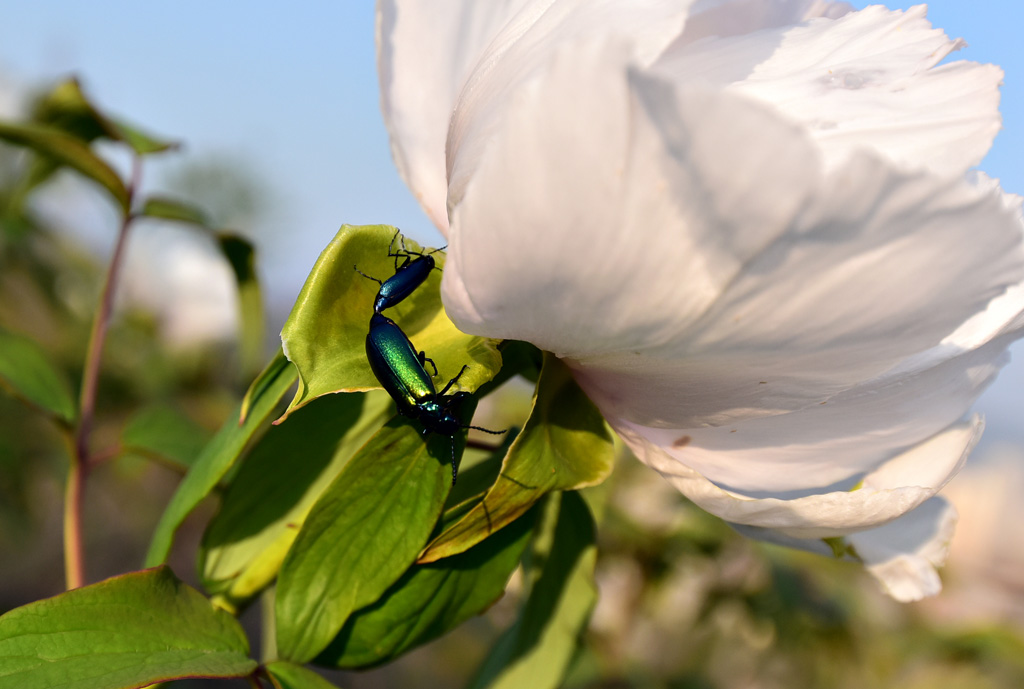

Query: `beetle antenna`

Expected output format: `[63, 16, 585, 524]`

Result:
[464, 425, 506, 435]
[353, 265, 383, 286]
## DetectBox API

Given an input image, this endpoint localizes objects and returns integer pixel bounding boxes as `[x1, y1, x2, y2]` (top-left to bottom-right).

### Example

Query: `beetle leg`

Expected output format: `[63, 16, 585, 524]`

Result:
[438, 365, 469, 395]
[418, 351, 439, 377]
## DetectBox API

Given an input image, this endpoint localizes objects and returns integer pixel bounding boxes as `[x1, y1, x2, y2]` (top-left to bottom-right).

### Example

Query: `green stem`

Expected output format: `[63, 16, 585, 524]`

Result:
[261, 586, 278, 662]
[64, 156, 142, 590]
[62, 457, 86, 590]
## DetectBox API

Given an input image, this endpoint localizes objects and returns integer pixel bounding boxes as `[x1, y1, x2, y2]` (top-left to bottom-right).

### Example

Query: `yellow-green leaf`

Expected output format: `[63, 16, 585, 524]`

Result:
[468, 492, 598, 689]
[264, 661, 340, 689]
[419, 355, 613, 563]
[144, 356, 298, 567]
[317, 501, 537, 669]
[201, 390, 392, 609]
[278, 224, 501, 420]
[274, 418, 454, 663]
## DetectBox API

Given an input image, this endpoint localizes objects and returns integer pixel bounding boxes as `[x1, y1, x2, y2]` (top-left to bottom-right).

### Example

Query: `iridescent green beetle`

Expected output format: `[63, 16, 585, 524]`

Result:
[365, 312, 502, 484]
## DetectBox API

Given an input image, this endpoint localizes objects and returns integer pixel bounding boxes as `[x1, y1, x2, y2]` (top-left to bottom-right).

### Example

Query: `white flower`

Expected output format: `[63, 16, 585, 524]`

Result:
[120, 225, 239, 349]
[376, 0, 1024, 601]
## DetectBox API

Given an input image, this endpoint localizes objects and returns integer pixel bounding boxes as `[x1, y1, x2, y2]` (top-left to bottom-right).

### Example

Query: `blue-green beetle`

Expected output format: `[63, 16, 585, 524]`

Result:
[365, 312, 502, 483]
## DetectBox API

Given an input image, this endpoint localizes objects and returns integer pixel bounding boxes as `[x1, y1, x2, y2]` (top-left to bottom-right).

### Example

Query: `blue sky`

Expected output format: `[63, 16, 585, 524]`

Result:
[1, 2, 1022, 447]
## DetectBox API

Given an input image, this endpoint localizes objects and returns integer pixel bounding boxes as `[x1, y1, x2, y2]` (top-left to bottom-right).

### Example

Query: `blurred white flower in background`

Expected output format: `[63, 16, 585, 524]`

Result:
[925, 445, 1024, 623]
[0, 72, 27, 189]
[376, 0, 1024, 600]
[24, 169, 239, 352]
[119, 224, 238, 350]
[0, 71, 24, 120]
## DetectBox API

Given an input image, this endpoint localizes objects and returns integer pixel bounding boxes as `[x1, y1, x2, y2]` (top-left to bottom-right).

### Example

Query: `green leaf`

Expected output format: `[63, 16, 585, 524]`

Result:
[120, 404, 211, 471]
[31, 78, 176, 155]
[278, 224, 501, 420]
[275, 418, 455, 663]
[31, 78, 117, 143]
[0, 566, 257, 689]
[0, 120, 130, 211]
[420, 355, 613, 563]
[240, 349, 290, 425]
[218, 233, 265, 378]
[144, 356, 298, 567]
[139, 196, 210, 226]
[107, 118, 177, 155]
[317, 500, 538, 669]
[201, 390, 392, 610]
[264, 661, 340, 689]
[468, 492, 598, 689]
[0, 326, 76, 424]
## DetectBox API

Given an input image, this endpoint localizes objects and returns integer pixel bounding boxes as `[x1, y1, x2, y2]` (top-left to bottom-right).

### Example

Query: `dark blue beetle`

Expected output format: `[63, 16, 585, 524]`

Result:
[355, 230, 445, 313]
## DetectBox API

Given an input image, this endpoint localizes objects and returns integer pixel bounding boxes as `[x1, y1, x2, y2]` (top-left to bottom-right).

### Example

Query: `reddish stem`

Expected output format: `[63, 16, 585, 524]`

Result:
[64, 157, 142, 590]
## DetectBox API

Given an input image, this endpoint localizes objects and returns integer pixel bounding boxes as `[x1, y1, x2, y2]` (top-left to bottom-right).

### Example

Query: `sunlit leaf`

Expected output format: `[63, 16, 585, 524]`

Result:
[0, 326, 76, 424]
[139, 196, 210, 226]
[316, 500, 536, 669]
[144, 357, 298, 567]
[275, 418, 455, 664]
[420, 355, 613, 562]
[120, 404, 211, 472]
[201, 390, 392, 610]
[217, 233, 265, 378]
[0, 566, 256, 689]
[264, 661, 340, 689]
[240, 349, 290, 424]
[0, 120, 129, 211]
[278, 224, 501, 420]
[442, 428, 520, 513]
[468, 492, 598, 689]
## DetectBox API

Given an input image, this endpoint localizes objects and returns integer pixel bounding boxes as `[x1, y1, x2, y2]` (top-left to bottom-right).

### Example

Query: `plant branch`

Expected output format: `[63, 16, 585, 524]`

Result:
[64, 155, 142, 590]
[62, 457, 86, 590]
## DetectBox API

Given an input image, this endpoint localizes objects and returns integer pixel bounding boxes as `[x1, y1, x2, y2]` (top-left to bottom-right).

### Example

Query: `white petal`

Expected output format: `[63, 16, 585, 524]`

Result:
[733, 495, 957, 600]
[602, 336, 1009, 494]
[572, 150, 1024, 429]
[848, 496, 958, 602]
[377, 0, 535, 232]
[445, 0, 689, 216]
[444, 45, 822, 356]
[934, 177, 1024, 345]
[445, 48, 1024, 435]
[656, 5, 1003, 177]
[616, 418, 980, 538]
[674, 0, 852, 45]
